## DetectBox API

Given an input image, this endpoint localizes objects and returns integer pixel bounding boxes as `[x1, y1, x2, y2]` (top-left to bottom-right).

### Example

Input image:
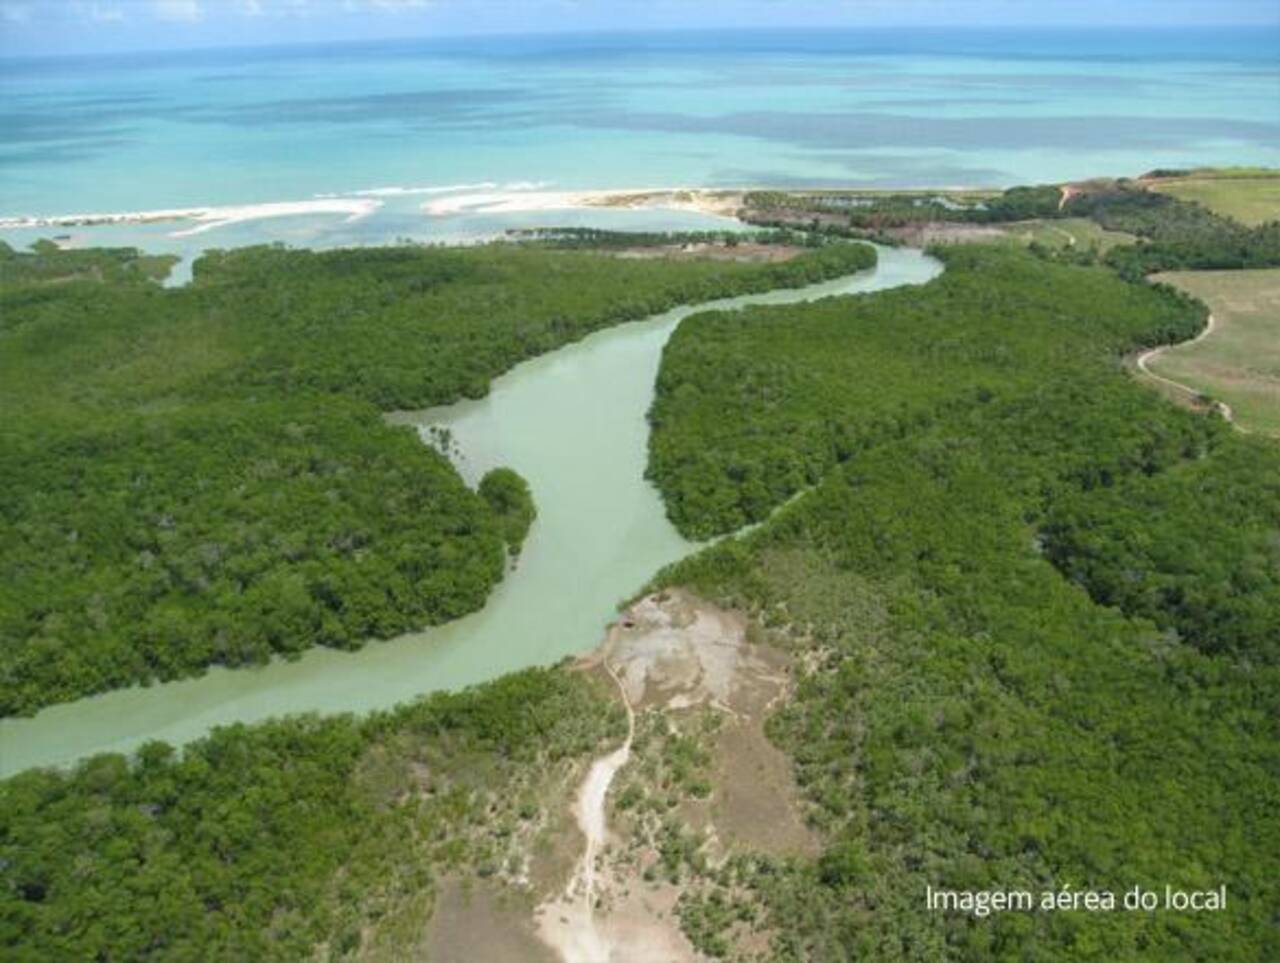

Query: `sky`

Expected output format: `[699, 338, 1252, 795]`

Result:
[1, 0, 1278, 58]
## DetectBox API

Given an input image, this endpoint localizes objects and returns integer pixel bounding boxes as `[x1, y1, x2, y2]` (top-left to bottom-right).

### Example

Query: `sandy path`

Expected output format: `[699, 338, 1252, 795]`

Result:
[1134, 314, 1241, 428]
[536, 590, 794, 962]
[536, 659, 636, 963]
[575, 660, 635, 909]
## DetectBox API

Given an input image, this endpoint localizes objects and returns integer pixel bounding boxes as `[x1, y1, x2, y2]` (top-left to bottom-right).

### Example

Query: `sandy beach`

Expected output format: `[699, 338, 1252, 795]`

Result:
[0, 198, 382, 237]
[421, 187, 744, 220]
[0, 187, 742, 242]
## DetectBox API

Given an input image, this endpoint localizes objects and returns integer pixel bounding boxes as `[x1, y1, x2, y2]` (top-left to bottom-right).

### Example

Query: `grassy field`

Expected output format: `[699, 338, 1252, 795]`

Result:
[1151, 267, 1280, 434]
[1001, 216, 1135, 251]
[1146, 168, 1280, 226]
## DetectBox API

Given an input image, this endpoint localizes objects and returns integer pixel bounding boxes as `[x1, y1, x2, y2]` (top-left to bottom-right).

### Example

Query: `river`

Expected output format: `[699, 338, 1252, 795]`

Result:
[0, 245, 941, 776]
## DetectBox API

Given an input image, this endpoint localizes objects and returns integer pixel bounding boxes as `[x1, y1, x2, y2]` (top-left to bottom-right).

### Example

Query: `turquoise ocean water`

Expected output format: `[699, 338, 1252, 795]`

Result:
[2, 28, 1278, 263]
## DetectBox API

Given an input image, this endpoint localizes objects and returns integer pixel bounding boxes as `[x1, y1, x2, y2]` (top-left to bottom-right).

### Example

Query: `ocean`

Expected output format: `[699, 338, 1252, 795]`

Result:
[2, 27, 1278, 260]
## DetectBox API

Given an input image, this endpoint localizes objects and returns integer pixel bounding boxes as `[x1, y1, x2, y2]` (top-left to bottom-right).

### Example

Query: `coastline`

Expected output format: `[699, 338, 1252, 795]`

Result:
[421, 187, 746, 220]
[0, 197, 382, 238]
[0, 187, 749, 239]
[1, 181, 1043, 244]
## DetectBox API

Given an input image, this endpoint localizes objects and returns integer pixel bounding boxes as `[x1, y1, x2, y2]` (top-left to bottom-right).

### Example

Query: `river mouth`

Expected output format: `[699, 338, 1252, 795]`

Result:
[0, 245, 942, 777]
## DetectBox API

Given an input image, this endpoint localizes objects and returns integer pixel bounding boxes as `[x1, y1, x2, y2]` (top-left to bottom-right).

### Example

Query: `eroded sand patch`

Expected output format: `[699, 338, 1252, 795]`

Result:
[532, 589, 813, 962]
[605, 590, 767, 711]
[414, 590, 811, 962]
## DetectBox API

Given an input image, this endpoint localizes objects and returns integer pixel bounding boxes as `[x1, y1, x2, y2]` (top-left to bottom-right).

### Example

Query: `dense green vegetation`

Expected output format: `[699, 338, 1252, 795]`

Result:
[0, 667, 623, 961]
[505, 226, 821, 249]
[649, 244, 1206, 537]
[2, 396, 512, 716]
[0, 239, 176, 285]
[187, 241, 875, 408]
[478, 467, 536, 556]
[1043, 439, 1280, 664]
[0, 239, 876, 714]
[742, 180, 1280, 281]
[645, 244, 1278, 959]
[1061, 184, 1280, 278]
[744, 185, 1062, 229]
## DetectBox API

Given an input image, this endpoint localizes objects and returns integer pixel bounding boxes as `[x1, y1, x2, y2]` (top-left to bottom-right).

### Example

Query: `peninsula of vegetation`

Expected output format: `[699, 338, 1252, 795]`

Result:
[3, 171, 1278, 961]
[0, 238, 874, 715]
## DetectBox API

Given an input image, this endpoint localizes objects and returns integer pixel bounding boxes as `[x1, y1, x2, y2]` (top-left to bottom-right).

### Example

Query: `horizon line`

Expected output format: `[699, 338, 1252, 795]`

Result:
[3, 22, 1278, 65]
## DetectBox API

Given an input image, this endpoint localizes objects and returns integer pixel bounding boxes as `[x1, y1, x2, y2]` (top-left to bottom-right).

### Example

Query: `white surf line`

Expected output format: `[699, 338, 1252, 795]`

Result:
[0, 198, 382, 237]
[0, 207, 208, 230]
[1134, 314, 1240, 428]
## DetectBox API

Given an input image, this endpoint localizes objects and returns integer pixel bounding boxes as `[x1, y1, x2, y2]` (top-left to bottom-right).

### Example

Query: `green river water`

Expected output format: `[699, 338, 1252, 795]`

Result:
[0, 246, 941, 776]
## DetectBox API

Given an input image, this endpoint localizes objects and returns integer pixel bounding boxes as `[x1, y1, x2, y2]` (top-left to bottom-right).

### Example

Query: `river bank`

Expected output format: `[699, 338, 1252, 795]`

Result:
[0, 245, 942, 777]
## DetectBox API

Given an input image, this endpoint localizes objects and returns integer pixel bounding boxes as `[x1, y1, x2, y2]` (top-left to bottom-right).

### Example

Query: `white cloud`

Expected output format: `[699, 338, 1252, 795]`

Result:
[239, 0, 264, 15]
[151, 0, 203, 22]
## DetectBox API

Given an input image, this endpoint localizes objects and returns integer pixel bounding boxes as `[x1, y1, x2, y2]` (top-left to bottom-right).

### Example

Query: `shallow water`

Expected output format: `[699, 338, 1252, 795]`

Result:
[0, 245, 941, 776]
[3, 28, 1278, 224]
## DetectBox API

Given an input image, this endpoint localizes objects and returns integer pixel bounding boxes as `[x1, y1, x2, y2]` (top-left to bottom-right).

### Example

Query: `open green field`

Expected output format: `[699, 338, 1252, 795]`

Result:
[1147, 168, 1280, 226]
[1153, 268, 1280, 434]
[1000, 216, 1136, 251]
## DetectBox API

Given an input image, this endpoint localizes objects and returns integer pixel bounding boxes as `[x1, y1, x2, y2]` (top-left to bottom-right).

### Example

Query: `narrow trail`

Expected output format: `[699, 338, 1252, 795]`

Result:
[1134, 313, 1243, 429]
[537, 656, 636, 962]
[575, 659, 635, 906]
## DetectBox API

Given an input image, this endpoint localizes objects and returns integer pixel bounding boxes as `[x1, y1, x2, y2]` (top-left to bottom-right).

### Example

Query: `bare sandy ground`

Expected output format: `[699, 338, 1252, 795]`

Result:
[533, 590, 813, 962]
[418, 589, 810, 962]
[422, 188, 743, 220]
[533, 656, 642, 963]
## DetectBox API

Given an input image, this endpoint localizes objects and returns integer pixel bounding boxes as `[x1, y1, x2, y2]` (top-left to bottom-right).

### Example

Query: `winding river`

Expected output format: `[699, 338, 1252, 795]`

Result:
[0, 245, 941, 776]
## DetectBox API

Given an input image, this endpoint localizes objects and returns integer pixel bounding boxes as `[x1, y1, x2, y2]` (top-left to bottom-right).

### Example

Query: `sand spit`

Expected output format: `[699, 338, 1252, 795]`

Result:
[0, 198, 382, 237]
[169, 199, 380, 236]
[422, 188, 743, 220]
